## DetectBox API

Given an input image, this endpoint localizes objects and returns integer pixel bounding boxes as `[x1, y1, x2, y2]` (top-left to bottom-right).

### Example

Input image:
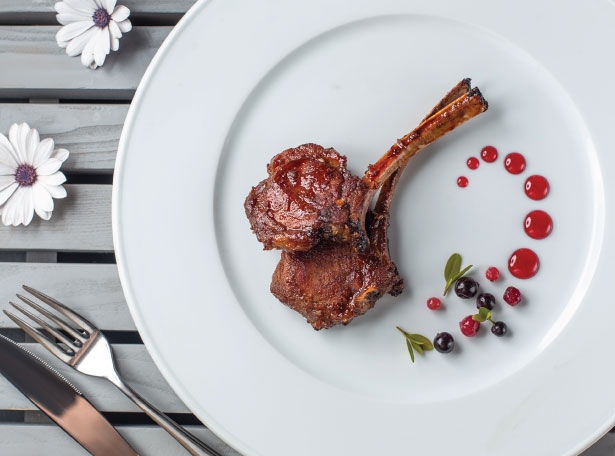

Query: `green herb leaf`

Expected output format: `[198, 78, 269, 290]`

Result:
[397, 327, 433, 362]
[409, 334, 434, 351]
[444, 253, 462, 281]
[442, 253, 473, 296]
[472, 307, 491, 322]
[406, 339, 415, 362]
[410, 339, 423, 354]
[396, 326, 410, 338]
[450, 264, 473, 284]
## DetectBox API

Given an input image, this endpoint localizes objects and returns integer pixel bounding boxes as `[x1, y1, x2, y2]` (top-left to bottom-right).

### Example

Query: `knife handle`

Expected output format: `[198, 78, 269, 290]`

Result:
[107, 370, 223, 456]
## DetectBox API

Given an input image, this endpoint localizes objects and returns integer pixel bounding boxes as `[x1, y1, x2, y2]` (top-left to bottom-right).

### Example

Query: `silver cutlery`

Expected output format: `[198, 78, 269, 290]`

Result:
[0, 332, 138, 456]
[4, 285, 222, 456]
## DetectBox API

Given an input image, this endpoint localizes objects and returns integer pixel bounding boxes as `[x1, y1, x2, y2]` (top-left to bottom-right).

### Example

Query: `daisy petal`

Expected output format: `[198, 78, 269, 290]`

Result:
[105, 0, 118, 13]
[81, 31, 97, 68]
[65, 0, 98, 14]
[94, 27, 111, 67]
[0, 182, 18, 206]
[33, 184, 54, 212]
[3, 186, 23, 226]
[66, 27, 96, 57]
[33, 138, 55, 168]
[35, 208, 52, 221]
[109, 19, 122, 38]
[39, 172, 67, 186]
[0, 134, 19, 167]
[21, 188, 34, 226]
[0, 162, 15, 176]
[9, 123, 30, 164]
[111, 5, 129, 22]
[36, 158, 63, 176]
[1, 198, 15, 226]
[26, 128, 40, 164]
[0, 175, 15, 191]
[51, 148, 70, 163]
[58, 40, 70, 49]
[117, 19, 132, 33]
[44, 184, 68, 199]
[56, 11, 92, 25]
[111, 36, 119, 52]
[55, 2, 89, 15]
[56, 21, 94, 43]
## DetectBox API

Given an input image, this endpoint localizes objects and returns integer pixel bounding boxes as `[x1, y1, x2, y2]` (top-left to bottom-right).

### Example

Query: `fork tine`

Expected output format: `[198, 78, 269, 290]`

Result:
[3, 310, 74, 363]
[9, 301, 79, 352]
[16, 294, 85, 345]
[22, 285, 96, 335]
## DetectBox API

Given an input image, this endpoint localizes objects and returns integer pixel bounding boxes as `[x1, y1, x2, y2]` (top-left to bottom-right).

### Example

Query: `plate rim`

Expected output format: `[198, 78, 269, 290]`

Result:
[112, 1, 258, 454]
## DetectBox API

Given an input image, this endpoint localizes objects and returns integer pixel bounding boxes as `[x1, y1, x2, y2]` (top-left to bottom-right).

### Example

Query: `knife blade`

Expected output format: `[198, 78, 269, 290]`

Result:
[0, 333, 138, 456]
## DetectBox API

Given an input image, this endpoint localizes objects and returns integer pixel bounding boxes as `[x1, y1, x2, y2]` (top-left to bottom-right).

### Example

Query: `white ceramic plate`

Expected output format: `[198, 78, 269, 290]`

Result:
[113, 1, 615, 454]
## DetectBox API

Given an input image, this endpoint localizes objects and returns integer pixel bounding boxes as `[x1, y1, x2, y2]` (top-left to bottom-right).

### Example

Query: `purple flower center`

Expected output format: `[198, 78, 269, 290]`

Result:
[92, 7, 110, 28]
[14, 164, 37, 186]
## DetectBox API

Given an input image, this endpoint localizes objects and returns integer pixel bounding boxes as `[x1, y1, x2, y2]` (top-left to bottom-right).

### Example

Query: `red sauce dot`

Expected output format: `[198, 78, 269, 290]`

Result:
[480, 145, 498, 163]
[524, 210, 552, 240]
[525, 175, 549, 200]
[467, 157, 479, 170]
[457, 176, 468, 188]
[508, 248, 539, 279]
[504, 152, 526, 174]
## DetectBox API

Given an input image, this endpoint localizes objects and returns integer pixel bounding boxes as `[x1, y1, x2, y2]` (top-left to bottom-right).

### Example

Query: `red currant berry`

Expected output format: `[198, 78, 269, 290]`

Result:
[427, 297, 441, 310]
[503, 286, 522, 306]
[459, 315, 480, 337]
[485, 267, 500, 281]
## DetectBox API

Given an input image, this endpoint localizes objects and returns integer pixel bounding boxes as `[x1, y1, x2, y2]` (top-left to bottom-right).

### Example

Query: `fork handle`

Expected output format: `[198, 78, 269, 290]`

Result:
[107, 372, 223, 456]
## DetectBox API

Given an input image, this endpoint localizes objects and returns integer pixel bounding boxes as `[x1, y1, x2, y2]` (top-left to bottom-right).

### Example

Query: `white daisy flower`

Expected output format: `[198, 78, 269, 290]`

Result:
[55, 0, 132, 69]
[0, 123, 69, 227]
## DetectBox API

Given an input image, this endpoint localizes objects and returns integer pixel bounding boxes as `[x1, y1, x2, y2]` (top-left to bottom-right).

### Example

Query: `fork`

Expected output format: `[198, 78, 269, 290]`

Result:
[4, 285, 222, 456]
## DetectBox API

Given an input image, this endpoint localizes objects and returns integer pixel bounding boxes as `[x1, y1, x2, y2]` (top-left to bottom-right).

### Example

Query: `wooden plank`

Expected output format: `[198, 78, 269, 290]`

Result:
[0, 104, 127, 172]
[0, 424, 240, 456]
[0, 425, 608, 456]
[0, 184, 112, 251]
[0, 263, 134, 330]
[0, 344, 190, 413]
[0, 26, 171, 100]
[0, 1, 197, 24]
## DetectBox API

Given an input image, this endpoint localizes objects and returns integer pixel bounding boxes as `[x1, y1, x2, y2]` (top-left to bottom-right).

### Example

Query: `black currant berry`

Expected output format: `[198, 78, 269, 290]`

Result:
[454, 277, 478, 299]
[491, 321, 507, 337]
[434, 332, 455, 353]
[476, 293, 495, 310]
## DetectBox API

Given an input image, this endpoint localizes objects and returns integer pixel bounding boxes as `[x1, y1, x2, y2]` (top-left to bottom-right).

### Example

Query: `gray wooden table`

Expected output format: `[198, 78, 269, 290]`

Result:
[0, 2, 611, 455]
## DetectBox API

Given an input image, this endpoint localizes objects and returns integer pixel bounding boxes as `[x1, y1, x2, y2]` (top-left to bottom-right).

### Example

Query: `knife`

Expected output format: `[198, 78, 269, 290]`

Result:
[0, 333, 138, 456]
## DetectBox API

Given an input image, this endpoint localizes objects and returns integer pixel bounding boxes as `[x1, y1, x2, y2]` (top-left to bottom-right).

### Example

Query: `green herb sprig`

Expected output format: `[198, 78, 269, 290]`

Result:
[443, 253, 473, 296]
[396, 326, 433, 363]
[472, 306, 495, 324]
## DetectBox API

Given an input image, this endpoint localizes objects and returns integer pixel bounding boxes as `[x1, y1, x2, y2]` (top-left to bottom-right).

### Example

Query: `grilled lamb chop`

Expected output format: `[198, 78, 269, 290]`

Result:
[244, 144, 367, 251]
[270, 167, 404, 329]
[269, 80, 488, 329]
[245, 79, 486, 253]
